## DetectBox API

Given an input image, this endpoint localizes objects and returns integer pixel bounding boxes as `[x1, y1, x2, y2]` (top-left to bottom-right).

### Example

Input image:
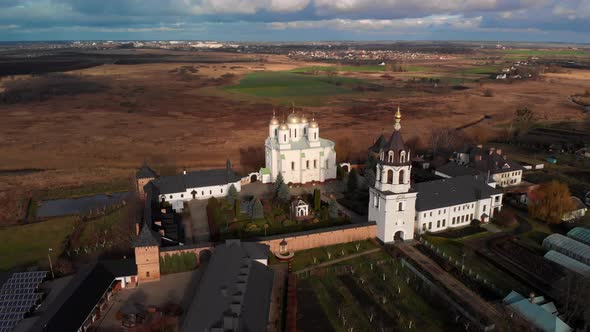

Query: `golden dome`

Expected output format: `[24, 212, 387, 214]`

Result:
[279, 123, 289, 130]
[270, 117, 279, 125]
[287, 113, 300, 124]
[301, 115, 308, 124]
[309, 118, 318, 128]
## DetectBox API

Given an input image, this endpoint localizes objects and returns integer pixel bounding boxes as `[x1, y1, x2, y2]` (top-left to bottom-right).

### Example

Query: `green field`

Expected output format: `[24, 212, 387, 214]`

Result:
[460, 66, 501, 75]
[291, 65, 431, 73]
[501, 49, 590, 57]
[224, 71, 371, 105]
[0, 217, 77, 271]
[226, 71, 363, 96]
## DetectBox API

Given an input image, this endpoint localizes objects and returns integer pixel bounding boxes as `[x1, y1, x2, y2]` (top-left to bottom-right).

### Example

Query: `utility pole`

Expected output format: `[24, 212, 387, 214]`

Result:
[48, 248, 55, 279]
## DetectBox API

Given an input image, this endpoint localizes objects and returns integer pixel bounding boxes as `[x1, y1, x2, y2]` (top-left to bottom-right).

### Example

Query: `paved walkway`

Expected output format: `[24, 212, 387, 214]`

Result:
[268, 264, 288, 332]
[481, 222, 503, 233]
[187, 199, 210, 244]
[394, 242, 502, 327]
[96, 270, 203, 332]
[294, 248, 381, 274]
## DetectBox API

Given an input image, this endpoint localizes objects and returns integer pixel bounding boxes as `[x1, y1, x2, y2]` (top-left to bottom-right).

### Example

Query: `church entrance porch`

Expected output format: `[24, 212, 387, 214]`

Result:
[394, 230, 404, 243]
[250, 174, 258, 182]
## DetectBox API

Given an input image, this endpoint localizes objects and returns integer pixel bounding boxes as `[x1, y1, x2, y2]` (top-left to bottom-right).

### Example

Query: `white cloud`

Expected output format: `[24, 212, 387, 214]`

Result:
[0, 24, 18, 29]
[269, 15, 483, 31]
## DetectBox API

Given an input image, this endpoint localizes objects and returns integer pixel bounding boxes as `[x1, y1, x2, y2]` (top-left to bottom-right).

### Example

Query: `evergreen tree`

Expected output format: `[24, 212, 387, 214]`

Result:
[347, 168, 359, 193]
[226, 184, 238, 205]
[365, 169, 376, 187]
[251, 198, 264, 219]
[329, 200, 339, 219]
[273, 172, 285, 196]
[277, 182, 291, 203]
[313, 188, 321, 211]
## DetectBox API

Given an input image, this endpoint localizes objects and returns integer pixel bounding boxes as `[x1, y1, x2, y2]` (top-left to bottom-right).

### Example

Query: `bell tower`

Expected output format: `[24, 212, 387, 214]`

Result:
[368, 106, 417, 243]
[133, 221, 161, 282]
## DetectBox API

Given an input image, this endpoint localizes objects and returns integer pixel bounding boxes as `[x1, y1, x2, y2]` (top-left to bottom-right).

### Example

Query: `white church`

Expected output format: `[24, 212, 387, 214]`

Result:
[368, 108, 504, 244]
[261, 111, 337, 184]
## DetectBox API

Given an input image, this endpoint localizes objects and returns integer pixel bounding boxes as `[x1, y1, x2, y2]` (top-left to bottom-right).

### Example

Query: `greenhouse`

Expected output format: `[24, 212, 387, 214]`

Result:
[542, 234, 590, 266]
[544, 250, 590, 277]
[567, 227, 590, 246]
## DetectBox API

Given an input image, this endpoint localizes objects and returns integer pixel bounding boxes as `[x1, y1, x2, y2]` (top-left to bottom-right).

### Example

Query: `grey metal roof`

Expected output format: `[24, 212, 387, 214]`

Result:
[181, 240, 273, 332]
[151, 168, 241, 195]
[542, 234, 590, 265]
[567, 227, 590, 246]
[136, 164, 158, 179]
[544, 250, 590, 277]
[132, 222, 161, 247]
[385, 129, 405, 152]
[435, 162, 482, 177]
[413, 175, 502, 212]
[369, 134, 388, 153]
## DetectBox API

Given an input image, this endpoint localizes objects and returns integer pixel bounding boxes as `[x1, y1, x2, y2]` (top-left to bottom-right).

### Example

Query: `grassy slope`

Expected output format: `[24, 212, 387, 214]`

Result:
[0, 216, 76, 270]
[79, 207, 127, 245]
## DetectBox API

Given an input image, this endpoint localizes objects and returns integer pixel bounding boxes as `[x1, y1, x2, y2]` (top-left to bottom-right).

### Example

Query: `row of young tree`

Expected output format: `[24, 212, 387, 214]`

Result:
[159, 252, 198, 274]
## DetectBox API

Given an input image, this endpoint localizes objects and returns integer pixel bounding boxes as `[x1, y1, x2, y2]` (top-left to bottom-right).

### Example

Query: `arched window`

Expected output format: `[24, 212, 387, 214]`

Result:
[400, 151, 406, 163]
[398, 202, 403, 211]
[275, 129, 278, 136]
[283, 134, 287, 142]
[388, 151, 394, 163]
[399, 169, 405, 184]
[314, 133, 317, 140]
[387, 169, 393, 184]
[291, 162, 295, 170]
[294, 129, 297, 138]
[304, 128, 307, 135]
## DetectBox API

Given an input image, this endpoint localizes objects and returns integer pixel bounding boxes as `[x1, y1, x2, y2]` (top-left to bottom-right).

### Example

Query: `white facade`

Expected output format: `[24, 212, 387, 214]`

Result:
[493, 170, 522, 187]
[160, 181, 241, 211]
[264, 112, 337, 184]
[415, 195, 502, 234]
[368, 108, 417, 243]
[369, 109, 504, 244]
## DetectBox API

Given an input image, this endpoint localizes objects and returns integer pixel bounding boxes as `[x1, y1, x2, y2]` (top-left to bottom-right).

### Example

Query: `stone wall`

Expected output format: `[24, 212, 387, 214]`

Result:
[257, 223, 376, 253]
[155, 223, 376, 267]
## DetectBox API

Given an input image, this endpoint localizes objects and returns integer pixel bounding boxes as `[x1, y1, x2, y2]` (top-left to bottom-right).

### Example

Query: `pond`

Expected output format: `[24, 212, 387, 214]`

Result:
[36, 192, 130, 218]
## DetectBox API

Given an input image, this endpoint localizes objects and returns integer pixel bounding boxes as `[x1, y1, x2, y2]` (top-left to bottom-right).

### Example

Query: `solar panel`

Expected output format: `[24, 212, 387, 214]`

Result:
[0, 313, 24, 321]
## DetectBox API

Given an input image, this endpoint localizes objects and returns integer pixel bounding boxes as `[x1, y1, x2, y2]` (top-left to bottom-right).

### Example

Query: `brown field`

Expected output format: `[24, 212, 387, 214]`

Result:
[1, 50, 589, 224]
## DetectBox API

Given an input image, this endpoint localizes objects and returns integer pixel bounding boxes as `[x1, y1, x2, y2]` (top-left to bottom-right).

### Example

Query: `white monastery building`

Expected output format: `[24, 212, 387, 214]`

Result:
[368, 108, 504, 244]
[146, 163, 241, 212]
[262, 111, 337, 184]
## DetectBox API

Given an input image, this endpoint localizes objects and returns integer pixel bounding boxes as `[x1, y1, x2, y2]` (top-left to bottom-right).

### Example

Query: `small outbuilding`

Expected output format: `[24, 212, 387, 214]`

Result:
[291, 198, 309, 219]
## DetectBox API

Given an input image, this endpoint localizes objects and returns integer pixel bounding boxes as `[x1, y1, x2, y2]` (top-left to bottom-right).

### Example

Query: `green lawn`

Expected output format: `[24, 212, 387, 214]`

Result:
[0, 217, 77, 271]
[275, 239, 377, 271]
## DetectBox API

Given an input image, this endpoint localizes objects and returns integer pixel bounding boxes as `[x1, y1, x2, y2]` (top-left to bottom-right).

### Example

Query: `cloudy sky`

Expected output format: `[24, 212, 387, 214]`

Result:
[1, 0, 590, 42]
